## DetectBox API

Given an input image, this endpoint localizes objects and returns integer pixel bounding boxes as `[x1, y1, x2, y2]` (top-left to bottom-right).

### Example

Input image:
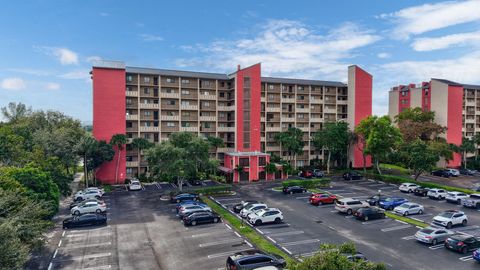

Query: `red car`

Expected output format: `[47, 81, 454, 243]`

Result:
[298, 170, 313, 178]
[309, 193, 337, 206]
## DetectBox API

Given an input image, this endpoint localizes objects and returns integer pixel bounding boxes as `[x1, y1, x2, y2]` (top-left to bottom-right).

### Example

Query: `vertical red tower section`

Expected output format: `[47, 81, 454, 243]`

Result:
[92, 66, 127, 184]
[447, 85, 463, 167]
[397, 85, 411, 113]
[349, 65, 373, 168]
[421, 82, 431, 111]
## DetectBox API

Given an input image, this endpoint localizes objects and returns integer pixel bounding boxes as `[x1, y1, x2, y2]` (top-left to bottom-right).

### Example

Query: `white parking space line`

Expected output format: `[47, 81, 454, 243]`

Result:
[281, 239, 320, 247]
[81, 265, 112, 270]
[208, 249, 252, 259]
[214, 197, 241, 202]
[401, 235, 415, 240]
[282, 247, 293, 255]
[199, 238, 245, 247]
[60, 242, 112, 250]
[53, 252, 112, 262]
[459, 255, 473, 261]
[66, 232, 112, 237]
[381, 225, 412, 232]
[295, 196, 311, 200]
[267, 230, 304, 237]
[335, 192, 358, 196]
[429, 244, 444, 250]
[266, 236, 277, 243]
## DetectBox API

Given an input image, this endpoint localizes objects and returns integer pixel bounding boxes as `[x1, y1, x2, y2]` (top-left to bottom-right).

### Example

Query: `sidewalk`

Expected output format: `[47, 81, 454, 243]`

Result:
[25, 173, 83, 270]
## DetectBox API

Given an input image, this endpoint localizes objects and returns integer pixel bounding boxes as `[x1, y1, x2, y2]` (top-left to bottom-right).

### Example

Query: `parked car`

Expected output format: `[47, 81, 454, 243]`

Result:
[459, 168, 475, 175]
[170, 193, 199, 203]
[183, 211, 220, 226]
[282, 186, 307, 194]
[399, 183, 419, 193]
[353, 207, 385, 221]
[309, 193, 337, 206]
[71, 201, 106, 215]
[366, 195, 389, 206]
[413, 187, 430, 197]
[432, 210, 468, 228]
[335, 198, 369, 215]
[462, 194, 480, 209]
[178, 204, 211, 218]
[75, 187, 105, 196]
[176, 201, 207, 213]
[445, 168, 460, 177]
[445, 191, 469, 204]
[226, 250, 286, 270]
[393, 202, 424, 216]
[445, 234, 480, 254]
[414, 227, 453, 245]
[128, 179, 142, 191]
[63, 213, 107, 229]
[427, 188, 447, 200]
[344, 252, 368, 262]
[69, 198, 104, 210]
[188, 179, 203, 186]
[342, 171, 362, 180]
[240, 203, 268, 218]
[431, 170, 450, 177]
[298, 170, 313, 178]
[473, 248, 480, 262]
[313, 169, 324, 178]
[247, 208, 283, 225]
[74, 189, 103, 201]
[378, 197, 409, 210]
[233, 200, 259, 213]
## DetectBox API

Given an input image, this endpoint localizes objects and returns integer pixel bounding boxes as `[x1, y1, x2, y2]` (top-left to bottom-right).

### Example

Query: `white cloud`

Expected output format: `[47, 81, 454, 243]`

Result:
[377, 52, 391, 59]
[59, 70, 90, 80]
[138, 34, 163, 42]
[86, 56, 103, 64]
[37, 46, 79, 65]
[46, 82, 60, 90]
[412, 31, 480, 51]
[1, 77, 26, 90]
[380, 0, 480, 38]
[175, 20, 380, 80]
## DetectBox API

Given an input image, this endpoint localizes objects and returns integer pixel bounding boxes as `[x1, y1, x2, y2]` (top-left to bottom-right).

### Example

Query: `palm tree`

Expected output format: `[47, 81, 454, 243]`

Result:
[459, 137, 476, 169]
[473, 133, 480, 160]
[131, 137, 153, 177]
[75, 136, 96, 187]
[110, 134, 127, 184]
[264, 162, 277, 179]
[206, 136, 225, 158]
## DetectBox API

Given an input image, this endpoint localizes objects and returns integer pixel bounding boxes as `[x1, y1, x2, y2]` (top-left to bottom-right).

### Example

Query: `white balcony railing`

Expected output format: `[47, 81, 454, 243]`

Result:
[199, 94, 216, 100]
[218, 105, 235, 111]
[282, 117, 295, 122]
[217, 126, 235, 132]
[296, 108, 310, 113]
[139, 103, 160, 109]
[160, 92, 180, 99]
[126, 91, 138, 97]
[217, 147, 235, 153]
[180, 126, 199, 132]
[265, 107, 281, 112]
[139, 126, 160, 132]
[199, 116, 216, 121]
[181, 105, 199, 110]
[160, 115, 179, 121]
[126, 114, 138, 120]
[266, 126, 281, 132]
[282, 98, 295, 103]
[126, 161, 139, 167]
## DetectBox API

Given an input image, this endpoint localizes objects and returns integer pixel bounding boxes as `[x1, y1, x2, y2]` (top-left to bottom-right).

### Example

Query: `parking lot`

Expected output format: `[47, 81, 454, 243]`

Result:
[210, 179, 480, 270]
[48, 182, 252, 270]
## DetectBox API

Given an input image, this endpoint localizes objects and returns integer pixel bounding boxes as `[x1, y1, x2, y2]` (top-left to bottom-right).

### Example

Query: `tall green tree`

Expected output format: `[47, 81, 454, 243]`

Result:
[400, 140, 439, 180]
[131, 137, 154, 176]
[206, 136, 225, 158]
[456, 137, 475, 169]
[312, 122, 350, 174]
[110, 134, 127, 185]
[76, 136, 96, 187]
[274, 128, 304, 167]
[395, 107, 445, 142]
[356, 116, 403, 175]
[354, 116, 376, 173]
[1, 102, 32, 123]
[87, 140, 115, 186]
[473, 133, 480, 160]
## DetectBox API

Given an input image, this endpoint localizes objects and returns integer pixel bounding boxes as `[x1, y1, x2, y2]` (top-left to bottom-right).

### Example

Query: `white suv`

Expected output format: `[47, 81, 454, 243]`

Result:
[240, 203, 267, 218]
[427, 188, 447, 200]
[399, 183, 419, 193]
[247, 208, 283, 225]
[446, 169, 460, 176]
[71, 201, 106, 215]
[432, 210, 468, 228]
[335, 198, 369, 215]
[74, 189, 103, 201]
[445, 192, 469, 204]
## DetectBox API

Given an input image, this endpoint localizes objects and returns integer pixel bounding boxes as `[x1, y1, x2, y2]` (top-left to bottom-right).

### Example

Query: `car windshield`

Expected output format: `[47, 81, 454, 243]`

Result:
[384, 198, 395, 202]
[245, 204, 257, 210]
[439, 212, 454, 218]
[397, 204, 409, 208]
[255, 209, 267, 216]
[420, 229, 434, 234]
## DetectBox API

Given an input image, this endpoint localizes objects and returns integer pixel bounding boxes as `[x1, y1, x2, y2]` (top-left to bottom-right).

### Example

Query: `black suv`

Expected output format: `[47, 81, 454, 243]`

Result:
[343, 171, 363, 180]
[183, 211, 220, 226]
[413, 187, 430, 197]
[226, 250, 286, 270]
[366, 195, 389, 206]
[353, 207, 385, 221]
[431, 170, 451, 178]
[445, 234, 480, 254]
[63, 213, 107, 229]
[282, 186, 307, 194]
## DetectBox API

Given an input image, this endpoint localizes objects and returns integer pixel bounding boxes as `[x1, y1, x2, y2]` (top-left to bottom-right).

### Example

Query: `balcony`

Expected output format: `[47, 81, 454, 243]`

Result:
[261, 117, 265, 122]
[267, 146, 280, 151]
[139, 103, 160, 109]
[217, 126, 235, 132]
[324, 108, 337, 114]
[265, 107, 281, 112]
[282, 98, 295, 103]
[181, 104, 199, 110]
[466, 118, 475, 123]
[199, 94, 217, 100]
[199, 116, 216, 121]
[218, 105, 235, 111]
[282, 117, 295, 122]
[160, 115, 179, 121]
[299, 127, 309, 132]
[310, 98, 322, 104]
[261, 97, 266, 102]
[126, 91, 138, 97]
[296, 108, 310, 113]
[180, 126, 199, 132]
[126, 114, 138, 121]
[139, 126, 160, 132]
[266, 126, 281, 132]
[126, 161, 139, 167]
[217, 147, 235, 153]
[160, 92, 180, 99]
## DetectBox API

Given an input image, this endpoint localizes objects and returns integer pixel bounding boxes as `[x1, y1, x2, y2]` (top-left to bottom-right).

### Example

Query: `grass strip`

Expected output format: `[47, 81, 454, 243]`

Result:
[384, 212, 429, 228]
[201, 196, 297, 267]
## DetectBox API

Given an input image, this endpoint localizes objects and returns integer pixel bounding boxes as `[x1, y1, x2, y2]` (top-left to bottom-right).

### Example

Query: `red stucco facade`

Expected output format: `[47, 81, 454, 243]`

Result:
[92, 67, 127, 184]
[447, 85, 463, 167]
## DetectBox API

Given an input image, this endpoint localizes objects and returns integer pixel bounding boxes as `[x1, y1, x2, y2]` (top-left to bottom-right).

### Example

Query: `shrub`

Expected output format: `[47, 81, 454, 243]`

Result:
[282, 178, 330, 189]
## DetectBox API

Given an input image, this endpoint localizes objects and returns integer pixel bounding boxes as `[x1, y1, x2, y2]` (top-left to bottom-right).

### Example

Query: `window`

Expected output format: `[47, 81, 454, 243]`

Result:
[219, 112, 225, 118]
[166, 78, 175, 83]
[204, 102, 210, 107]
[181, 79, 190, 84]
[167, 111, 175, 116]
[126, 99, 132, 105]
[126, 75, 133, 82]
[181, 100, 190, 106]
[219, 92, 225, 98]
[181, 122, 190, 127]
[181, 90, 190, 95]
[166, 88, 172, 93]
[143, 77, 150, 83]
[144, 111, 151, 116]
[167, 122, 176, 127]
[204, 122, 211, 128]
[239, 158, 249, 167]
[182, 111, 190, 117]
[126, 122, 133, 128]
[259, 157, 266, 166]
[268, 94, 274, 100]
[126, 168, 133, 174]
[144, 88, 150, 94]
[144, 122, 150, 127]
[168, 100, 176, 105]
[299, 95, 304, 100]
[269, 85, 274, 90]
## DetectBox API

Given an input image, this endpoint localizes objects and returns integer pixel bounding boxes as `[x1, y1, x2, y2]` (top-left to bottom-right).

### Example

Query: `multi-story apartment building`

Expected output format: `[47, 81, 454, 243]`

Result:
[389, 79, 480, 167]
[92, 61, 372, 184]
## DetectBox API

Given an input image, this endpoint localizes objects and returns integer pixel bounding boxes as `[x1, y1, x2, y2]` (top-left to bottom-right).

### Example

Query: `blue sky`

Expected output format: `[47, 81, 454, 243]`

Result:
[1, 0, 480, 124]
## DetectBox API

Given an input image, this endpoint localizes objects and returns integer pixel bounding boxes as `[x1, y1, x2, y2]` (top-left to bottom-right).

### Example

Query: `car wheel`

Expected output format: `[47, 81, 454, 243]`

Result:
[303, 189, 306, 193]
[74, 210, 80, 216]
[418, 210, 423, 215]
[191, 221, 197, 226]
[96, 209, 101, 213]
[213, 218, 218, 223]
[95, 196, 100, 199]
[255, 220, 262, 226]
[319, 201, 324, 205]
[403, 211, 409, 216]
[408, 189, 413, 193]
[462, 219, 467, 226]
[446, 222, 452, 229]
[274, 218, 282, 224]
[347, 209, 353, 215]
[476, 203, 480, 209]
[176, 199, 181, 203]
[461, 247, 468, 254]
[432, 239, 437, 245]
[389, 206, 394, 211]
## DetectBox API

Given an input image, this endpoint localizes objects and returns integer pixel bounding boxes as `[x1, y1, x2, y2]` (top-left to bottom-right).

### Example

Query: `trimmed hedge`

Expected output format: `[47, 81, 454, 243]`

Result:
[365, 173, 476, 194]
[177, 185, 233, 196]
[282, 178, 330, 189]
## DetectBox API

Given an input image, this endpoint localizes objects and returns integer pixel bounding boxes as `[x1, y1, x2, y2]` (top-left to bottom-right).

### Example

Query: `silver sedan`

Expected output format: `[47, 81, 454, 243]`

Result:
[393, 202, 424, 216]
[414, 227, 453, 245]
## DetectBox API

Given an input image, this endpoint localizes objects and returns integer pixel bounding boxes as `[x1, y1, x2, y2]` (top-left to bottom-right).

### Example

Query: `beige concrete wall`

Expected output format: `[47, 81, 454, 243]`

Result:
[347, 66, 356, 129]
[388, 90, 399, 120]
[430, 80, 449, 167]
[410, 88, 422, 109]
